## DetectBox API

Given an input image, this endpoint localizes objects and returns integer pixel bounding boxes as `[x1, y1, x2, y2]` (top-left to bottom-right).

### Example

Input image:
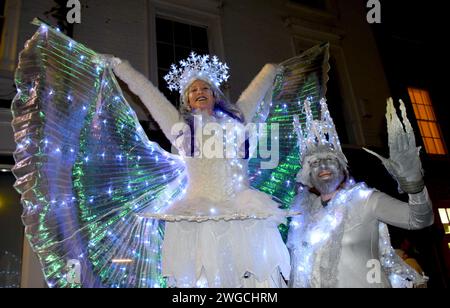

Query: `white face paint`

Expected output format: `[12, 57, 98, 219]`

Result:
[308, 153, 345, 195]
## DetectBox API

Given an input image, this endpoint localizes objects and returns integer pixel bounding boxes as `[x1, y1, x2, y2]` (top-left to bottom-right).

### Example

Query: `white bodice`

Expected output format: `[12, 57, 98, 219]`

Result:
[180, 112, 249, 201]
[143, 112, 286, 223]
[184, 157, 248, 202]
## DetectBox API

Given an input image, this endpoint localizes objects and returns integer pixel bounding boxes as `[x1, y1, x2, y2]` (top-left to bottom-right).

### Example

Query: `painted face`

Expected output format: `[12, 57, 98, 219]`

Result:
[187, 80, 215, 113]
[308, 154, 345, 195]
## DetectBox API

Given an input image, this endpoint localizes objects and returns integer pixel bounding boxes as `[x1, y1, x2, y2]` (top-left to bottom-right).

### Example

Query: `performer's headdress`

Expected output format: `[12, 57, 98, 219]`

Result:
[163, 52, 244, 122]
[164, 52, 230, 94]
[293, 98, 349, 187]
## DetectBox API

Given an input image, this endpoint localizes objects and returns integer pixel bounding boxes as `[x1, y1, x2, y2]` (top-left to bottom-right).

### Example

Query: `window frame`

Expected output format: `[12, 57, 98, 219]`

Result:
[407, 87, 447, 156]
[147, 0, 225, 87]
[154, 16, 210, 108]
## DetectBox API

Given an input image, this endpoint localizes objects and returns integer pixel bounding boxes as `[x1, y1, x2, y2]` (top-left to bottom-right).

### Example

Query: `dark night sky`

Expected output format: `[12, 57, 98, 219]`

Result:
[379, 1, 438, 41]
[372, 1, 449, 140]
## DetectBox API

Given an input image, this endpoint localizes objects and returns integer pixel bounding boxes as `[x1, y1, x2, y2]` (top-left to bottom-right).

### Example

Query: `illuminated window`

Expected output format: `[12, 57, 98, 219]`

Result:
[408, 88, 447, 155]
[438, 208, 450, 235]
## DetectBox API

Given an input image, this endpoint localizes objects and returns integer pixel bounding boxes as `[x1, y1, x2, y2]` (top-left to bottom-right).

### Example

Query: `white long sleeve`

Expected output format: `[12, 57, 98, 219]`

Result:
[236, 64, 278, 122]
[113, 61, 181, 143]
[370, 187, 434, 230]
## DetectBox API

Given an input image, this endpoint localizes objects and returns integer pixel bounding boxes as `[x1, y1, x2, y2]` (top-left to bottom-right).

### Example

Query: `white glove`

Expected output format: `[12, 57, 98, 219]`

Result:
[363, 98, 424, 194]
[93, 53, 122, 69]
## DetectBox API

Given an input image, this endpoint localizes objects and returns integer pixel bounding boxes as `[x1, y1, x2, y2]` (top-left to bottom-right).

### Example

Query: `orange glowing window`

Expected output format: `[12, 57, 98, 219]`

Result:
[408, 88, 447, 155]
[438, 208, 450, 235]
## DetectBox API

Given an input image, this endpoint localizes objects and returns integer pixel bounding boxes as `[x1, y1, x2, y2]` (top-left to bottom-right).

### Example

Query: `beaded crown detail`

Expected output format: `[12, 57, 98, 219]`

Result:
[164, 52, 230, 93]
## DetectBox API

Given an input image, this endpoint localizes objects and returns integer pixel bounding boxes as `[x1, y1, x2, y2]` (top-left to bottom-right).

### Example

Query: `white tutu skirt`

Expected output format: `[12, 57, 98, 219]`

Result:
[141, 188, 292, 287]
[162, 218, 290, 288]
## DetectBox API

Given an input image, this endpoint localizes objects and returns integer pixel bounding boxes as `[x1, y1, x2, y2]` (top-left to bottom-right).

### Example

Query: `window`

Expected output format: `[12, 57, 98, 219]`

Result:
[438, 208, 450, 235]
[0, 164, 23, 288]
[155, 17, 209, 108]
[408, 88, 447, 155]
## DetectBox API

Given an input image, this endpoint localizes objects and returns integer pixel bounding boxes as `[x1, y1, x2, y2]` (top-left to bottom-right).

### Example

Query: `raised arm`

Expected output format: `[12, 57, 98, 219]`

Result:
[112, 59, 181, 143]
[236, 63, 279, 122]
[369, 189, 433, 230]
[364, 98, 434, 229]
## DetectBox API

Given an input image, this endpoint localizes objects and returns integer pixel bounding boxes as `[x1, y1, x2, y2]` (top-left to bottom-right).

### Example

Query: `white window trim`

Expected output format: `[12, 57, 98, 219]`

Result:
[0, 0, 22, 76]
[147, 0, 225, 87]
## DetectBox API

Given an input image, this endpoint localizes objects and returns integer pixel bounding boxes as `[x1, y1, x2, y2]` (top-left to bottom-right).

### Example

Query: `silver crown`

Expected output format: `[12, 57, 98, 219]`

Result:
[293, 98, 348, 185]
[164, 52, 230, 93]
[294, 98, 346, 160]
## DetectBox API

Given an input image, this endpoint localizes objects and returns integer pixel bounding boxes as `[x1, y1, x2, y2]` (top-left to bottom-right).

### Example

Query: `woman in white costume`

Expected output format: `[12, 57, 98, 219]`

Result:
[108, 53, 290, 288]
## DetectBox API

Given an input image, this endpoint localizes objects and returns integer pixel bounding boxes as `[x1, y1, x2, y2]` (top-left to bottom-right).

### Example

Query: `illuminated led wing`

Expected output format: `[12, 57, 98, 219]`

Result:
[248, 43, 330, 237]
[11, 19, 186, 288]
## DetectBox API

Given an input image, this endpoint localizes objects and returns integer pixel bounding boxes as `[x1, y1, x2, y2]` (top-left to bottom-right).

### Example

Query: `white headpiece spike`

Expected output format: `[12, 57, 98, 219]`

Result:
[293, 98, 348, 186]
[319, 98, 344, 155]
[294, 98, 346, 161]
[163, 52, 230, 94]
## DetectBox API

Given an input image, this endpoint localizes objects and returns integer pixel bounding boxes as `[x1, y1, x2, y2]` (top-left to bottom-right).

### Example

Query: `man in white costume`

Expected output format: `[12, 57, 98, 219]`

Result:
[288, 98, 433, 288]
